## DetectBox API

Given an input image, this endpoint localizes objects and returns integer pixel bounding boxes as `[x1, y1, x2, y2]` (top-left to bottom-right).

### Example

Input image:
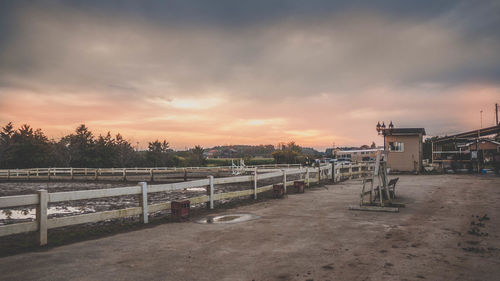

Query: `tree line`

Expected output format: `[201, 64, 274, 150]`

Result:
[0, 122, 320, 169]
[0, 123, 205, 169]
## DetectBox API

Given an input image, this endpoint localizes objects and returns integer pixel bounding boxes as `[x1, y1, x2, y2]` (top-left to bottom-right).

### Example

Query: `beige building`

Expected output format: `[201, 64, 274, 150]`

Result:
[384, 128, 426, 173]
[334, 149, 378, 162]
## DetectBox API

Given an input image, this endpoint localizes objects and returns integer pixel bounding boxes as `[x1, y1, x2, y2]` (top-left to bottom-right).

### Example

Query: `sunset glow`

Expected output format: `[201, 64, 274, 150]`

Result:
[1, 1, 499, 150]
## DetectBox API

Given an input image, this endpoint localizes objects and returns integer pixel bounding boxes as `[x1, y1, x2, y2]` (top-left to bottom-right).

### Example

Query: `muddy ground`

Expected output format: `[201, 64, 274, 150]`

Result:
[1, 174, 499, 280]
[0, 172, 306, 229]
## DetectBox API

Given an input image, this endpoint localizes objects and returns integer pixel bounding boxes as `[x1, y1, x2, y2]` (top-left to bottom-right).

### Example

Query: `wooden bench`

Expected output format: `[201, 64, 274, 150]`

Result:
[388, 177, 399, 198]
[374, 177, 399, 200]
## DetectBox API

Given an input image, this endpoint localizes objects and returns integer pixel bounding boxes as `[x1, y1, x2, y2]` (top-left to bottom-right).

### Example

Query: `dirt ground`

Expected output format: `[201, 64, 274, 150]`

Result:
[0, 175, 299, 225]
[0, 174, 499, 281]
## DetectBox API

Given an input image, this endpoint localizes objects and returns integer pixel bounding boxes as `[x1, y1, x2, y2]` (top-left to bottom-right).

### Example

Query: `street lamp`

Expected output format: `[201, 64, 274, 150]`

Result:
[376, 121, 394, 150]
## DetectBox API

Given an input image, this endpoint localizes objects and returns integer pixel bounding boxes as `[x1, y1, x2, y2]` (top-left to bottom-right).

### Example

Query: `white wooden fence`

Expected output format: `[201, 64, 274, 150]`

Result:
[0, 163, 373, 245]
[0, 164, 304, 182]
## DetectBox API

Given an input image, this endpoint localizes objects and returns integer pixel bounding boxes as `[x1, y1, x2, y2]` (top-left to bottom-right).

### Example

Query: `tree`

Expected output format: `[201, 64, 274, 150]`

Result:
[63, 124, 97, 167]
[94, 132, 116, 167]
[0, 122, 15, 167]
[114, 134, 135, 167]
[147, 139, 172, 167]
[1, 124, 52, 168]
[187, 145, 206, 166]
[272, 141, 304, 164]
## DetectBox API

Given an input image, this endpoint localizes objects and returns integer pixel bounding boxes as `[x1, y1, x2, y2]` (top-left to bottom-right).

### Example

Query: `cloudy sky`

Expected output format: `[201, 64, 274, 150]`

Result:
[1, 0, 499, 150]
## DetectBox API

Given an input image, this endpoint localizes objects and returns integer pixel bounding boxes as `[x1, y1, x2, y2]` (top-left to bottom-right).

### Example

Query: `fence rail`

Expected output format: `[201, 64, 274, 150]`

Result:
[0, 162, 374, 245]
[0, 164, 304, 182]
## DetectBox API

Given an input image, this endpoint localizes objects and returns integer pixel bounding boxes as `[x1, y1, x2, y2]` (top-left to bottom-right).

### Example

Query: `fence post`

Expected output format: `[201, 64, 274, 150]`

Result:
[317, 166, 320, 183]
[94, 169, 98, 181]
[253, 167, 258, 199]
[70, 168, 74, 180]
[331, 163, 335, 183]
[47, 168, 50, 181]
[349, 165, 353, 179]
[27, 169, 30, 180]
[150, 169, 154, 182]
[36, 190, 48, 246]
[7, 169, 10, 180]
[122, 168, 126, 181]
[184, 168, 187, 181]
[139, 182, 149, 224]
[283, 169, 287, 194]
[208, 175, 214, 209]
[306, 167, 310, 187]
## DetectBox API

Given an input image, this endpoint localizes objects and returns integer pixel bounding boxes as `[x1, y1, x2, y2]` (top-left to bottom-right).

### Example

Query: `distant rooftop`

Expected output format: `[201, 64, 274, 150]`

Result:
[384, 128, 426, 136]
[434, 124, 500, 143]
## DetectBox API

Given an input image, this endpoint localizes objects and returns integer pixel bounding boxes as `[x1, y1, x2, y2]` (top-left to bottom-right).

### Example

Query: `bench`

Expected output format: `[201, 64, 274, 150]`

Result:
[374, 177, 399, 200]
[388, 177, 399, 198]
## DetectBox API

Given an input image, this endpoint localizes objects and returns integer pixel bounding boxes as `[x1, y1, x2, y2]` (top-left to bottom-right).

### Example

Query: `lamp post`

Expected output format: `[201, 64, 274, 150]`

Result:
[376, 121, 394, 150]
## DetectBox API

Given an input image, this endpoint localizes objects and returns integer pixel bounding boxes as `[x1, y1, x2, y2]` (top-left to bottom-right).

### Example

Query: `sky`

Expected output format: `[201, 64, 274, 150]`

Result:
[1, 0, 499, 150]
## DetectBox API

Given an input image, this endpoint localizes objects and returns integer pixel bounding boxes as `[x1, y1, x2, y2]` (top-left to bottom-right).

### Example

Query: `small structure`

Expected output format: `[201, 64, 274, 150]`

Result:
[376, 122, 426, 173]
[171, 200, 190, 220]
[432, 124, 500, 172]
[273, 183, 285, 198]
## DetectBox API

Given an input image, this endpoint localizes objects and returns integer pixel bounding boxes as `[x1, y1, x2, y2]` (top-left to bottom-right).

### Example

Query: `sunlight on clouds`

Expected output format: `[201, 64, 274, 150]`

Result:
[246, 119, 286, 126]
[148, 96, 225, 110]
[285, 130, 322, 137]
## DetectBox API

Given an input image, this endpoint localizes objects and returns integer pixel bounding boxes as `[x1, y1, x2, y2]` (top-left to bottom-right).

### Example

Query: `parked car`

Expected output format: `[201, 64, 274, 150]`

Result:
[336, 158, 351, 165]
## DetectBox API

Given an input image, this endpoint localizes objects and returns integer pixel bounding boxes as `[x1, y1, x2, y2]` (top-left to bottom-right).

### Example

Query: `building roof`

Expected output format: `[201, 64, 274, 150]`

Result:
[336, 148, 380, 153]
[434, 124, 500, 143]
[458, 138, 500, 148]
[384, 128, 426, 136]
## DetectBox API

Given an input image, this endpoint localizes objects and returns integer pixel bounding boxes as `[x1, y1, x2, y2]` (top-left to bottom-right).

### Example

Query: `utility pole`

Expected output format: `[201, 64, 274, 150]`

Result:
[496, 103, 498, 125]
[480, 110, 483, 128]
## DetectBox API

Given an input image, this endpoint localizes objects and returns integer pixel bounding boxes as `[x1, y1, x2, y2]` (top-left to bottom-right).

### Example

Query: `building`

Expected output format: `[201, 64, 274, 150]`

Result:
[432, 124, 500, 172]
[383, 128, 426, 173]
[334, 148, 379, 162]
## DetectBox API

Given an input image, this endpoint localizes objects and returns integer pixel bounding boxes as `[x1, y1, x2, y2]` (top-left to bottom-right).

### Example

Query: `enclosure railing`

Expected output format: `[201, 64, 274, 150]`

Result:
[0, 162, 374, 245]
[0, 164, 304, 182]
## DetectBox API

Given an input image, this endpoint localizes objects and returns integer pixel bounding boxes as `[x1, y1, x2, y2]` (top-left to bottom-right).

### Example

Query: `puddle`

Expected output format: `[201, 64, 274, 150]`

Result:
[196, 213, 260, 224]
[186, 187, 207, 192]
[0, 206, 95, 222]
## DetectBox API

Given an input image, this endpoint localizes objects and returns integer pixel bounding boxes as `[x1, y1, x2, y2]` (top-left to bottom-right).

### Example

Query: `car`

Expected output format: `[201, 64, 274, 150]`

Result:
[336, 158, 351, 165]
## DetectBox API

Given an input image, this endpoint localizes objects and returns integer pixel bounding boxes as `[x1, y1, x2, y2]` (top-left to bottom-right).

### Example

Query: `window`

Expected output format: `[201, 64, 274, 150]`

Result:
[389, 142, 404, 152]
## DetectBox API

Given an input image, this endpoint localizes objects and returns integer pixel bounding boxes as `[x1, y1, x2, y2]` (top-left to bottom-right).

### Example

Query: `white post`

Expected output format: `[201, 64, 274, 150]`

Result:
[139, 182, 149, 224]
[209, 175, 214, 209]
[36, 190, 48, 246]
[306, 167, 310, 187]
[253, 167, 258, 199]
[47, 168, 50, 180]
[122, 168, 126, 181]
[70, 167, 74, 180]
[283, 169, 287, 194]
[317, 166, 320, 183]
